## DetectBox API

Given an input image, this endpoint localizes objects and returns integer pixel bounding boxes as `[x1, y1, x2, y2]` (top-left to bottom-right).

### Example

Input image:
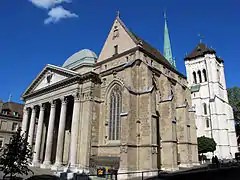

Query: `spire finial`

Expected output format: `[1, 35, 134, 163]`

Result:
[116, 10, 120, 18]
[163, 10, 176, 69]
[198, 33, 204, 43]
[8, 94, 12, 102]
[164, 9, 167, 21]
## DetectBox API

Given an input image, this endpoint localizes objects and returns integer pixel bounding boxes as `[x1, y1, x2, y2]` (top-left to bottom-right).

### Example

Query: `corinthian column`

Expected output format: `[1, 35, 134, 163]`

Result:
[54, 97, 68, 168]
[70, 93, 81, 167]
[28, 106, 37, 146]
[21, 106, 29, 136]
[42, 100, 56, 168]
[33, 104, 45, 167]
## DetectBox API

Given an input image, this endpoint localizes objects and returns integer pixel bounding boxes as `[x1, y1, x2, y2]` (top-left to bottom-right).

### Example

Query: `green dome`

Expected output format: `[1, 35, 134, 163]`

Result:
[62, 49, 97, 70]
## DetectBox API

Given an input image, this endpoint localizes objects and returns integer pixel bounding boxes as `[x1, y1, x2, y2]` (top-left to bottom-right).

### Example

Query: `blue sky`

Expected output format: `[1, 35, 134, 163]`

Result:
[0, 0, 239, 103]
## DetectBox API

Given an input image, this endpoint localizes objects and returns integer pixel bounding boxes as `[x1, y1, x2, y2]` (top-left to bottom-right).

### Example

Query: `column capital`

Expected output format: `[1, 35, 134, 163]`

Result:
[23, 106, 29, 112]
[72, 92, 80, 101]
[49, 99, 57, 108]
[33, 106, 38, 112]
[60, 97, 68, 104]
[40, 104, 46, 111]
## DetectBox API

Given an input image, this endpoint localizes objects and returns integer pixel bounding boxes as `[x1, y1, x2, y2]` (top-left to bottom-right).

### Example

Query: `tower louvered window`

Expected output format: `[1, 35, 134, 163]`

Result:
[198, 70, 202, 83]
[109, 85, 121, 140]
[202, 69, 207, 82]
[193, 71, 197, 84]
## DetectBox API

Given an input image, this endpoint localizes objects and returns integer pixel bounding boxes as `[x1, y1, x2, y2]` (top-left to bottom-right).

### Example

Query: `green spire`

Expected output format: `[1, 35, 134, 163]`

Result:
[163, 11, 176, 69]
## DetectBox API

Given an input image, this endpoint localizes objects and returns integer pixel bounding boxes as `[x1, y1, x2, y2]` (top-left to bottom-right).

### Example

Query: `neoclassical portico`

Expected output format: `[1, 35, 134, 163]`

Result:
[21, 63, 100, 170]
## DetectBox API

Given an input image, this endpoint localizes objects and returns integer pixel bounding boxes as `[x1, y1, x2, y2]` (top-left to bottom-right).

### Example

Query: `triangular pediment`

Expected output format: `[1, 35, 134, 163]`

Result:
[22, 64, 78, 97]
[98, 16, 138, 62]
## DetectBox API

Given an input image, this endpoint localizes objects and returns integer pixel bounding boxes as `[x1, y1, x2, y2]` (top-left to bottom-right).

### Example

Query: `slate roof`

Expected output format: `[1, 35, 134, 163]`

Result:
[1, 102, 24, 118]
[116, 16, 186, 78]
[184, 43, 216, 60]
[131, 32, 173, 67]
[130, 31, 186, 78]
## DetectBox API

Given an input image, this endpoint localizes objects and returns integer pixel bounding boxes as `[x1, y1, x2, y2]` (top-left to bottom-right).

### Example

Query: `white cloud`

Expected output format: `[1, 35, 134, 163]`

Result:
[44, 6, 78, 24]
[29, 0, 71, 9]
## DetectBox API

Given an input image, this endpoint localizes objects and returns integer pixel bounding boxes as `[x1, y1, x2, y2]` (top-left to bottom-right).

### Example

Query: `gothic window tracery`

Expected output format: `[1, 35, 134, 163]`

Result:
[109, 85, 122, 140]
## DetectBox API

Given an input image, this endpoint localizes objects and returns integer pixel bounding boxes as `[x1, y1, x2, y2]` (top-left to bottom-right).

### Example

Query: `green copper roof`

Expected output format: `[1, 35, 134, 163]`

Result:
[62, 49, 97, 70]
[191, 84, 201, 93]
[163, 11, 176, 69]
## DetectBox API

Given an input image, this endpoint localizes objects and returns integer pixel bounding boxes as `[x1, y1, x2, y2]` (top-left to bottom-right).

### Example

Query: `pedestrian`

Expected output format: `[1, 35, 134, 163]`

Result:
[211, 155, 216, 168]
[215, 155, 220, 168]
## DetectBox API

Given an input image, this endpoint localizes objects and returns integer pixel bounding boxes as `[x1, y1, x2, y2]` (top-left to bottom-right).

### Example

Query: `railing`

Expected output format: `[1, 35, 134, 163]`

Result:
[60, 169, 163, 180]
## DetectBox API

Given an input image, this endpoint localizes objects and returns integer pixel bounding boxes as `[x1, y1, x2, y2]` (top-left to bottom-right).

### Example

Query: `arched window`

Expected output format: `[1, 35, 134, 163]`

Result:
[109, 85, 122, 140]
[203, 103, 207, 115]
[217, 69, 221, 82]
[202, 69, 207, 82]
[206, 118, 210, 128]
[198, 70, 202, 83]
[193, 71, 197, 84]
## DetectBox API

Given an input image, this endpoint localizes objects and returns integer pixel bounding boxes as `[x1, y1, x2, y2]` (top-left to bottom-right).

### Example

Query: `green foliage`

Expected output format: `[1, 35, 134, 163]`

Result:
[227, 86, 240, 120]
[0, 127, 34, 179]
[227, 86, 240, 137]
[197, 136, 216, 154]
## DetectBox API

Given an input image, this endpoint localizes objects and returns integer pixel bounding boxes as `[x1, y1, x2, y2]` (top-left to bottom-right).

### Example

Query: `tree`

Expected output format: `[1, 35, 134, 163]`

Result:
[227, 86, 240, 137]
[0, 127, 34, 179]
[197, 136, 216, 154]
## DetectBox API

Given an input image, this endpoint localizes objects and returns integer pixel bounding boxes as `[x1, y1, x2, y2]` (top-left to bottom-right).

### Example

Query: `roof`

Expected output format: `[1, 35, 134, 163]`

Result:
[130, 31, 186, 77]
[184, 43, 216, 60]
[191, 84, 201, 93]
[115, 16, 185, 77]
[1, 102, 24, 118]
[62, 49, 97, 70]
[131, 32, 173, 67]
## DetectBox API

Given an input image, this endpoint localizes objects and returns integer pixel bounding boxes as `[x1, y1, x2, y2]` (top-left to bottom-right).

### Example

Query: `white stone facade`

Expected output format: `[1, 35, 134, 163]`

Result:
[185, 45, 238, 159]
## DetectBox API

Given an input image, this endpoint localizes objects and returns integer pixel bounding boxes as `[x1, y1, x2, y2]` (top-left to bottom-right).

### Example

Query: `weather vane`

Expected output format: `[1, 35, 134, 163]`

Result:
[8, 94, 12, 102]
[198, 34, 204, 43]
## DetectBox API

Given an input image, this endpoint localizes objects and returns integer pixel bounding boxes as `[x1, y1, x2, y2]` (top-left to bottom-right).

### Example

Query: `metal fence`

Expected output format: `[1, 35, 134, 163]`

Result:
[60, 169, 162, 180]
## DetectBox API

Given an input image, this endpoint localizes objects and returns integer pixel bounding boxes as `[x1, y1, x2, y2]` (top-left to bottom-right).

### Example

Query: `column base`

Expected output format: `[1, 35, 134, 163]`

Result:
[178, 163, 193, 168]
[52, 162, 63, 171]
[192, 162, 200, 166]
[161, 167, 179, 172]
[32, 160, 41, 167]
[41, 161, 52, 169]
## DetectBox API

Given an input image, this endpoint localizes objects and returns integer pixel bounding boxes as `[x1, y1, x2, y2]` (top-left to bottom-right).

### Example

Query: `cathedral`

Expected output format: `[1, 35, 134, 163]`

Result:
[20, 12, 237, 178]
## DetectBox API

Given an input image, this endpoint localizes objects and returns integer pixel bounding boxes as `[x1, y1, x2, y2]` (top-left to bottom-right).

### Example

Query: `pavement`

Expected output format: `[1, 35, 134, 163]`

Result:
[0, 167, 54, 179]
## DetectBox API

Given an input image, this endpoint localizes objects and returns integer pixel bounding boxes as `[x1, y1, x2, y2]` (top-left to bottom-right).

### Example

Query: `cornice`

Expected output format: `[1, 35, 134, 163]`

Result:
[22, 65, 77, 97]
[95, 47, 139, 66]
[0, 115, 22, 122]
[22, 76, 80, 100]
[22, 72, 101, 100]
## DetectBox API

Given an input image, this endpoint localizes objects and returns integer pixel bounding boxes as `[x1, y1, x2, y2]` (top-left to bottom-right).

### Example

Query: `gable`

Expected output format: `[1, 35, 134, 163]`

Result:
[22, 64, 78, 97]
[98, 17, 137, 62]
[33, 72, 68, 91]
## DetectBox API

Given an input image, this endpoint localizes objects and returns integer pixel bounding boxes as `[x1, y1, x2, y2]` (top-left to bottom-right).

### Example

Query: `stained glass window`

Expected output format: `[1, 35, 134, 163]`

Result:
[109, 85, 122, 140]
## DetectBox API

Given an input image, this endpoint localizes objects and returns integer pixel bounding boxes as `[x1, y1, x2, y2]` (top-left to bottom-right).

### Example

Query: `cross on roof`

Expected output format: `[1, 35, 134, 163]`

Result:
[116, 11, 120, 18]
[198, 34, 204, 43]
